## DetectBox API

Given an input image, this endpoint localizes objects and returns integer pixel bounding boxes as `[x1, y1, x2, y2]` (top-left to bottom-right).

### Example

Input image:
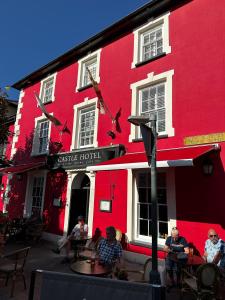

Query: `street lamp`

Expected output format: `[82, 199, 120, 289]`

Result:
[128, 113, 161, 285]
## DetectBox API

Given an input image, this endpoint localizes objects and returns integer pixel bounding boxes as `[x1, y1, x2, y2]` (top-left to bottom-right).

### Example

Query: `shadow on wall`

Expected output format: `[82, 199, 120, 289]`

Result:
[175, 151, 225, 252]
[5, 131, 67, 234]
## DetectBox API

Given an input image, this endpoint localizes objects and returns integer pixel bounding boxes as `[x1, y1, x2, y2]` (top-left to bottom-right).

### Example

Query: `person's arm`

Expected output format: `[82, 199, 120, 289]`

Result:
[212, 251, 221, 264]
[203, 240, 208, 261]
[164, 237, 171, 253]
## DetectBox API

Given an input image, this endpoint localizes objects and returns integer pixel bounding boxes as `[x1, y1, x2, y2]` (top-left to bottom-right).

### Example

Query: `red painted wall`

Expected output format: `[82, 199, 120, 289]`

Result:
[7, 0, 225, 252]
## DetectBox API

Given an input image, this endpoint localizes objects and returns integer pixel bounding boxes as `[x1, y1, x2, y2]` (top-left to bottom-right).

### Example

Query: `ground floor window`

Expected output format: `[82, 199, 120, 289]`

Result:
[136, 171, 168, 240]
[31, 176, 44, 215]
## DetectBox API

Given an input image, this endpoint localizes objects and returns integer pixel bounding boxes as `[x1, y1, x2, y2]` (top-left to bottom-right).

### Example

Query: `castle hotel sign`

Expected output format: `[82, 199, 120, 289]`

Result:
[48, 144, 125, 170]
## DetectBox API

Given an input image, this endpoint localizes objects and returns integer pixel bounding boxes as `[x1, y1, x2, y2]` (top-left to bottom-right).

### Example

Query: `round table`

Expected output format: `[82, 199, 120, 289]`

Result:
[70, 260, 112, 277]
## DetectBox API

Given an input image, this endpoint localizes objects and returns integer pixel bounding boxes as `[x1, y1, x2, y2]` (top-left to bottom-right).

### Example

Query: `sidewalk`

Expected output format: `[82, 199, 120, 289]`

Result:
[0, 240, 193, 300]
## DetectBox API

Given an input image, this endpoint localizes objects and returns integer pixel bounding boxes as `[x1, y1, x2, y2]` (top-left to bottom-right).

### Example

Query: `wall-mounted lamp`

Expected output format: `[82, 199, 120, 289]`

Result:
[202, 159, 214, 176]
[16, 173, 23, 181]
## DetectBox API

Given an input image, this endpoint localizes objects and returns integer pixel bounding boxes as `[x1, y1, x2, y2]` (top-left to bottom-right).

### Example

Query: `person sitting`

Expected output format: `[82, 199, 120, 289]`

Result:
[97, 226, 122, 267]
[203, 228, 222, 264]
[78, 227, 102, 259]
[53, 216, 88, 263]
[164, 227, 189, 287]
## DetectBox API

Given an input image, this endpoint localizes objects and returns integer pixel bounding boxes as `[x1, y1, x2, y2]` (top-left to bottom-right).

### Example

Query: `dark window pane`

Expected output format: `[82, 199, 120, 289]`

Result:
[159, 222, 168, 239]
[138, 173, 147, 187]
[157, 173, 166, 187]
[148, 221, 152, 236]
[157, 189, 167, 204]
[138, 188, 147, 203]
[158, 205, 168, 221]
[140, 204, 148, 219]
[148, 204, 152, 219]
[139, 220, 148, 236]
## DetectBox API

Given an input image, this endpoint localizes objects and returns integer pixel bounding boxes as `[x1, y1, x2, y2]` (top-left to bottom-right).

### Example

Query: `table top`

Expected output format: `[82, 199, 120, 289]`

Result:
[70, 260, 112, 277]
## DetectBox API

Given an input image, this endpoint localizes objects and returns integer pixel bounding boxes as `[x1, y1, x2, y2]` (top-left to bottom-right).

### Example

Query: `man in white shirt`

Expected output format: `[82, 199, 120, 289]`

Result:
[203, 228, 222, 264]
[52, 216, 88, 263]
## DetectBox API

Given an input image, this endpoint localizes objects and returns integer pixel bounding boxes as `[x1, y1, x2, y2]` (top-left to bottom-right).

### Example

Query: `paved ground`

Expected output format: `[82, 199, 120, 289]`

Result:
[0, 240, 194, 300]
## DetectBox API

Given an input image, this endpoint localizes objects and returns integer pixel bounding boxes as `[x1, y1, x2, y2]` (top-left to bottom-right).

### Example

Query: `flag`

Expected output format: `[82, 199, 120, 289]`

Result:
[86, 67, 106, 114]
[34, 92, 62, 126]
[61, 121, 71, 135]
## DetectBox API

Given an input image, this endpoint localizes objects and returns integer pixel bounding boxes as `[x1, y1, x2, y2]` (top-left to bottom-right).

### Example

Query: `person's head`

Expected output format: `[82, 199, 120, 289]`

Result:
[171, 227, 179, 240]
[208, 228, 219, 244]
[92, 227, 102, 242]
[77, 215, 84, 224]
[106, 226, 116, 242]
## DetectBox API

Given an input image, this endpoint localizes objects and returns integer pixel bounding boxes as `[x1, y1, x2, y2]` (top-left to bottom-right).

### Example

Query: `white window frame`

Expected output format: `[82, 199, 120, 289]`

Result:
[71, 98, 99, 150]
[132, 12, 171, 68]
[129, 70, 174, 141]
[39, 73, 57, 104]
[24, 170, 48, 218]
[76, 49, 101, 91]
[32, 114, 52, 156]
[126, 168, 176, 247]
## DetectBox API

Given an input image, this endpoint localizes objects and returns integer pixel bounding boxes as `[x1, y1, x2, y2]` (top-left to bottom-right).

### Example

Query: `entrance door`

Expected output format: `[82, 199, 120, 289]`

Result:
[68, 174, 90, 234]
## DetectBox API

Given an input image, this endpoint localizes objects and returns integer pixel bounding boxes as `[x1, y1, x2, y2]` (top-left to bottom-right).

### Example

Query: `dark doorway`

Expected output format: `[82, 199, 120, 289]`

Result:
[68, 174, 90, 234]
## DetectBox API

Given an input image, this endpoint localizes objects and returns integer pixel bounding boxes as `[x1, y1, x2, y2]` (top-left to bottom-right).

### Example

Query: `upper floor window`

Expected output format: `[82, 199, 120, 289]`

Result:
[32, 118, 51, 155]
[79, 105, 96, 147]
[39, 73, 57, 104]
[129, 70, 174, 141]
[132, 12, 171, 68]
[140, 83, 165, 133]
[71, 98, 99, 150]
[76, 49, 101, 91]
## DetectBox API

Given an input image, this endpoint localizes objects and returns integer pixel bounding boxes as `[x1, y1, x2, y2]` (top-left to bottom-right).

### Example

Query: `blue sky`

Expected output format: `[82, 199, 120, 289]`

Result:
[0, 0, 149, 100]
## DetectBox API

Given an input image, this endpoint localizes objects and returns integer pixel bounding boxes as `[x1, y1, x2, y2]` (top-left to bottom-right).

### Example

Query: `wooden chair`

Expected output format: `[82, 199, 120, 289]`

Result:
[181, 263, 220, 299]
[0, 246, 30, 297]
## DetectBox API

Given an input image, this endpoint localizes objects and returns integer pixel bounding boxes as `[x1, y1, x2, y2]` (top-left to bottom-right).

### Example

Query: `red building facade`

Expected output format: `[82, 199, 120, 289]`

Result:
[1, 0, 225, 257]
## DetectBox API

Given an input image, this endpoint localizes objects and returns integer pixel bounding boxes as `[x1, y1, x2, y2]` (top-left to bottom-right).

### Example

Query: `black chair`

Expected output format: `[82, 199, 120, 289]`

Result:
[0, 246, 30, 297]
[181, 263, 220, 299]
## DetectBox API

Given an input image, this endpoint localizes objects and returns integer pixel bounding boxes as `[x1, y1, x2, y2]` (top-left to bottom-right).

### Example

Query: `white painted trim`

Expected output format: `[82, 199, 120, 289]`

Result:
[24, 170, 48, 218]
[76, 49, 102, 91]
[39, 72, 57, 103]
[132, 12, 171, 68]
[87, 159, 193, 172]
[10, 90, 24, 159]
[63, 171, 95, 237]
[70, 97, 99, 151]
[126, 169, 134, 242]
[129, 69, 174, 141]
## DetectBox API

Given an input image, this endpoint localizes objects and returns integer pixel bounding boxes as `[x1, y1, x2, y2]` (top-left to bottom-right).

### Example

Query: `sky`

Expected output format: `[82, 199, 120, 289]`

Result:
[0, 0, 150, 100]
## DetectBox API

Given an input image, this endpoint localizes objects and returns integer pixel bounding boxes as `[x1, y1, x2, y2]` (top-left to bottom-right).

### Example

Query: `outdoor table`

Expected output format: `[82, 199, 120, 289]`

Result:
[70, 260, 112, 277]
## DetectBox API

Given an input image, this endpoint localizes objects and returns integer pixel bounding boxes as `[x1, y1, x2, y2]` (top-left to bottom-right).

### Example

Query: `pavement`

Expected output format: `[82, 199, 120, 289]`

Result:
[0, 240, 194, 300]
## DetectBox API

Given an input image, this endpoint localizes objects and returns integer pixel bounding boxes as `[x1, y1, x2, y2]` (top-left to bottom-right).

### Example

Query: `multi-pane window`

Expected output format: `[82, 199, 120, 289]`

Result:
[141, 26, 163, 61]
[31, 176, 44, 215]
[81, 58, 97, 87]
[137, 172, 168, 239]
[39, 121, 49, 154]
[41, 77, 54, 103]
[140, 83, 165, 133]
[78, 105, 96, 147]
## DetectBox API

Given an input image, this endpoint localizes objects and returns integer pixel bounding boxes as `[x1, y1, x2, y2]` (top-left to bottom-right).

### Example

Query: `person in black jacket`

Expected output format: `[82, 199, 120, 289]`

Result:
[164, 227, 189, 287]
